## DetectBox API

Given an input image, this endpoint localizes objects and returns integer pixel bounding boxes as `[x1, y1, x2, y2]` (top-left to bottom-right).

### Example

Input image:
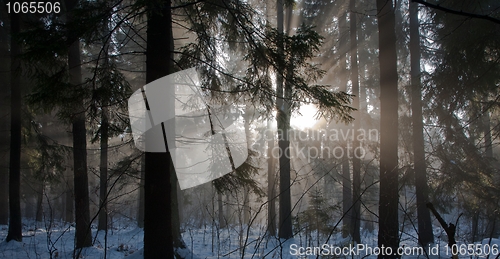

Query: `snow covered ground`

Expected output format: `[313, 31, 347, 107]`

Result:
[1, 219, 500, 259]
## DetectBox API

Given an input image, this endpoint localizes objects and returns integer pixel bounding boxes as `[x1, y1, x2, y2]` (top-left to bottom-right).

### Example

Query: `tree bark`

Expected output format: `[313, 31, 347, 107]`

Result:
[338, 10, 352, 239]
[64, 162, 74, 223]
[98, 8, 112, 232]
[277, 0, 293, 240]
[35, 182, 44, 222]
[350, 0, 361, 244]
[144, 0, 174, 257]
[0, 13, 9, 225]
[97, 107, 108, 231]
[171, 167, 187, 253]
[66, 0, 93, 247]
[6, 10, 22, 243]
[410, 0, 434, 246]
[376, 0, 400, 257]
[69, 35, 93, 250]
[267, 120, 276, 236]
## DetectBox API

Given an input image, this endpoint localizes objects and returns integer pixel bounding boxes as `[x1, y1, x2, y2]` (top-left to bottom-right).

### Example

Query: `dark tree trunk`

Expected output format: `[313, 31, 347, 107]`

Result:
[350, 0, 361, 244]
[35, 182, 44, 222]
[98, 9, 112, 232]
[376, 0, 400, 257]
[6, 10, 22, 243]
[70, 41, 93, 250]
[66, 0, 93, 248]
[64, 165, 74, 223]
[276, 0, 293, 240]
[242, 111, 251, 225]
[341, 157, 352, 238]
[267, 120, 276, 236]
[144, 0, 174, 257]
[0, 17, 9, 225]
[410, 1, 434, 246]
[98, 107, 108, 231]
[171, 167, 187, 253]
[338, 10, 352, 239]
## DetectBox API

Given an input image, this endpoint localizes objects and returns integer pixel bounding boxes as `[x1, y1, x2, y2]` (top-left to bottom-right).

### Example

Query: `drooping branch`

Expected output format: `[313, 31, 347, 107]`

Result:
[412, 0, 500, 25]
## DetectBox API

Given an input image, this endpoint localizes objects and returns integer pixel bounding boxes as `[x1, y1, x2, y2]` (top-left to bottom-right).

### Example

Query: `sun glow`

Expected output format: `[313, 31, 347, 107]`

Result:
[291, 104, 319, 130]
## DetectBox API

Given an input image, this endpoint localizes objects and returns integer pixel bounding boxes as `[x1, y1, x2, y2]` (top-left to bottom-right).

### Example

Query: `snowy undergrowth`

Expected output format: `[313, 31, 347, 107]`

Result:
[1, 219, 500, 259]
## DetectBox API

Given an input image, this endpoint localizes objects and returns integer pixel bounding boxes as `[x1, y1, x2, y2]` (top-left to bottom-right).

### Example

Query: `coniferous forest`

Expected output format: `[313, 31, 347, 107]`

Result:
[1, 0, 500, 258]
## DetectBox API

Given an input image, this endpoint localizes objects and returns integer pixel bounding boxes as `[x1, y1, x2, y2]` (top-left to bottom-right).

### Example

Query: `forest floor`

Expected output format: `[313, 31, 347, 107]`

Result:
[0, 218, 499, 259]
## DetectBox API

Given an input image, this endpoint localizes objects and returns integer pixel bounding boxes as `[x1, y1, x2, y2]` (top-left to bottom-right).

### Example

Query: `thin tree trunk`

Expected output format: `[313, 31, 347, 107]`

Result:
[243, 110, 251, 225]
[6, 10, 22, 243]
[218, 192, 225, 228]
[243, 186, 250, 224]
[267, 120, 276, 236]
[35, 182, 44, 222]
[64, 163, 74, 223]
[410, 0, 434, 246]
[98, 107, 108, 231]
[342, 157, 352, 237]
[144, 1, 174, 257]
[338, 10, 352, 239]
[350, 0, 361, 244]
[471, 211, 480, 242]
[376, 0, 400, 257]
[98, 8, 112, 232]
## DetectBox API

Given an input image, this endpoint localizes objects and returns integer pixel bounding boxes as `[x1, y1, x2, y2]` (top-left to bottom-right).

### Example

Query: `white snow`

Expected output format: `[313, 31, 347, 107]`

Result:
[1, 219, 500, 259]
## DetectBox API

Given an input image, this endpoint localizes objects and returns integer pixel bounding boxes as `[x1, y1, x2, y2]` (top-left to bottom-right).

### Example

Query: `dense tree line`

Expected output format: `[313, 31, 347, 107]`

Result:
[1, 0, 500, 258]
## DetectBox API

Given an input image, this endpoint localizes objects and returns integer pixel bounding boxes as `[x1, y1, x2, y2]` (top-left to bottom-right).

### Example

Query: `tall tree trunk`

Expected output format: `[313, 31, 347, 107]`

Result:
[66, 0, 93, 248]
[98, 8, 112, 232]
[482, 96, 500, 239]
[267, 120, 276, 236]
[410, 1, 434, 246]
[350, 0, 361, 244]
[6, 10, 22, 242]
[376, 0, 400, 257]
[144, 0, 174, 257]
[0, 16, 9, 225]
[338, 10, 352, 239]
[242, 110, 251, 225]
[277, 0, 293, 240]
[98, 107, 108, 231]
[69, 31, 93, 250]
